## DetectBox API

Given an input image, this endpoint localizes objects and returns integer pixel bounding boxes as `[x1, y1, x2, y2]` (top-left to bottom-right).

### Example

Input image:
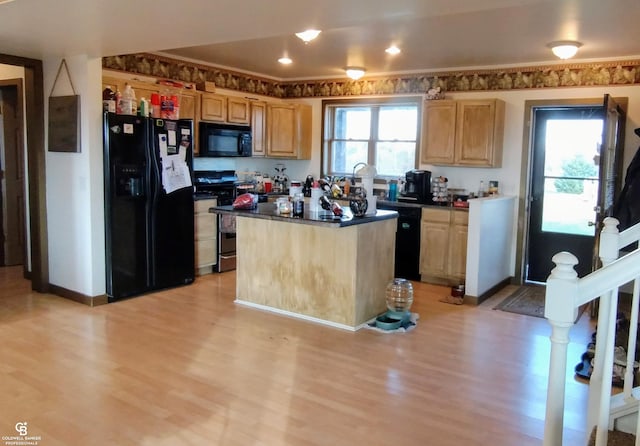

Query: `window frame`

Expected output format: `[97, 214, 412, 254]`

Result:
[321, 96, 422, 178]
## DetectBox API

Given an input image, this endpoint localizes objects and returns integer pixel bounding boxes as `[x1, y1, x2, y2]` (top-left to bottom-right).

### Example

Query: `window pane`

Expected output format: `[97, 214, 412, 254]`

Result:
[375, 142, 416, 177]
[378, 107, 418, 140]
[331, 141, 368, 173]
[335, 107, 371, 139]
[541, 177, 596, 236]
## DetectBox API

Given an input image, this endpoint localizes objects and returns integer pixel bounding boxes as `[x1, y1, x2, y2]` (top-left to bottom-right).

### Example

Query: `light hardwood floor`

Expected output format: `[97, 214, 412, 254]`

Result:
[0, 266, 594, 445]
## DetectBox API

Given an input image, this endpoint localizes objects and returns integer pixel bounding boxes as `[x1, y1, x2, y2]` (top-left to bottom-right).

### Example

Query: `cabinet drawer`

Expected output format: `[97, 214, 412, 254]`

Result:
[195, 239, 217, 266]
[422, 208, 451, 223]
[195, 199, 217, 213]
[452, 211, 469, 225]
[195, 213, 217, 238]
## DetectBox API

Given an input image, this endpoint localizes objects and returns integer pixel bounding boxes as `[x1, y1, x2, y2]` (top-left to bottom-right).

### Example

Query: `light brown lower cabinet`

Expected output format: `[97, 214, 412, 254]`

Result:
[419, 208, 468, 286]
[195, 198, 217, 275]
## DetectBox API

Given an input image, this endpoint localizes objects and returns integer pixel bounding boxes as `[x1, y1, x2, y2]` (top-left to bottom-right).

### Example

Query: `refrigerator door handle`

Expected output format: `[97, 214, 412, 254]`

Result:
[148, 129, 163, 285]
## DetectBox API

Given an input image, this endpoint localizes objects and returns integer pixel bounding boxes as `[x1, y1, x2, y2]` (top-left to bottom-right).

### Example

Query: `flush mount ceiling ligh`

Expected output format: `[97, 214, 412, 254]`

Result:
[295, 29, 321, 44]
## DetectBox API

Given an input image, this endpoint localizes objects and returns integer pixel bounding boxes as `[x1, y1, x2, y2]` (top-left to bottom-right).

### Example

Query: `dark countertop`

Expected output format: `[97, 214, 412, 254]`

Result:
[377, 198, 469, 211]
[209, 202, 398, 228]
[194, 194, 218, 201]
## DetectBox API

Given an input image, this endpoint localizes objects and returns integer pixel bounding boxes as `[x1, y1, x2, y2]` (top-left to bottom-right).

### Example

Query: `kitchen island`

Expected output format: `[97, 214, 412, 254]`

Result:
[210, 203, 398, 330]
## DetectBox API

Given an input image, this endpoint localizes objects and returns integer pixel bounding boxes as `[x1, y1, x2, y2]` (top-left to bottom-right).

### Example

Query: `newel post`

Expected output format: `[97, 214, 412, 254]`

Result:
[587, 217, 620, 433]
[543, 251, 579, 446]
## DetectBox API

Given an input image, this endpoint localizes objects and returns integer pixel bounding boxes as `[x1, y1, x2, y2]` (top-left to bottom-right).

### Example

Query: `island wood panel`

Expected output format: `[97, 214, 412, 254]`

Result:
[235, 217, 395, 328]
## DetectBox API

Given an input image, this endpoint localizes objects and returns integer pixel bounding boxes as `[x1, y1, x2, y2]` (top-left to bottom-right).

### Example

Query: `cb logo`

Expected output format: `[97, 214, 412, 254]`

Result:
[15, 422, 27, 436]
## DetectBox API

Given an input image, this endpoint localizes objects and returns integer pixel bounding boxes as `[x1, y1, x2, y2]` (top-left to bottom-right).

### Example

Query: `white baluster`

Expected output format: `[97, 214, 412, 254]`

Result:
[543, 252, 579, 446]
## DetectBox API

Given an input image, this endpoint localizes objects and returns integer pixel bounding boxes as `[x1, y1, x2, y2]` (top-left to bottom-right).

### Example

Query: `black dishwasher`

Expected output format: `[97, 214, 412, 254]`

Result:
[378, 203, 422, 281]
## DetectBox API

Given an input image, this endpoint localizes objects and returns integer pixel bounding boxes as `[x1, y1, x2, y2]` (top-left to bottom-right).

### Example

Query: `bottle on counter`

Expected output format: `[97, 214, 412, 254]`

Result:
[388, 180, 398, 201]
[120, 83, 137, 115]
[478, 180, 486, 198]
[102, 85, 116, 113]
[138, 97, 149, 117]
[310, 182, 323, 213]
[293, 193, 305, 217]
[150, 93, 161, 118]
[171, 95, 180, 119]
[115, 87, 122, 114]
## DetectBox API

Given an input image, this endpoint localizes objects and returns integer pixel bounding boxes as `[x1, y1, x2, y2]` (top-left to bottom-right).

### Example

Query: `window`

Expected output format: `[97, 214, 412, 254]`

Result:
[322, 98, 420, 177]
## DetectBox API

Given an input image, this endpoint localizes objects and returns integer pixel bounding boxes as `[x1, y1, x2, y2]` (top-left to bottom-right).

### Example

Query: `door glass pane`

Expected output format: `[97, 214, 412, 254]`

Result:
[541, 119, 602, 236]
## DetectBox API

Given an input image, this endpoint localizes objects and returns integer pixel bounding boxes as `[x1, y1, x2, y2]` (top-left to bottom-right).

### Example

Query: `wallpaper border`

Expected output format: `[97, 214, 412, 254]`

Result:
[103, 53, 640, 99]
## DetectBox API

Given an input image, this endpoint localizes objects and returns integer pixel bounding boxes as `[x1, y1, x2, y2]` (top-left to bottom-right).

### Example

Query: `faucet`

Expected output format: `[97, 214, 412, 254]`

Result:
[351, 162, 368, 185]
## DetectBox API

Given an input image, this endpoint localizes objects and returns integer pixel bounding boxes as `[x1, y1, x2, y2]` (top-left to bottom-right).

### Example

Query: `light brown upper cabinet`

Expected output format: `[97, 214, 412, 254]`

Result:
[227, 97, 250, 124]
[201, 93, 250, 124]
[251, 101, 267, 157]
[420, 100, 457, 164]
[421, 99, 505, 167]
[266, 103, 312, 159]
[200, 93, 226, 122]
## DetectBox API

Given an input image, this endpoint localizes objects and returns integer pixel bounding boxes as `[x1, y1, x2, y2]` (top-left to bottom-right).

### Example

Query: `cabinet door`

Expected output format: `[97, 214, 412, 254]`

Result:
[177, 91, 197, 120]
[201, 94, 227, 122]
[447, 212, 469, 280]
[267, 103, 296, 157]
[421, 100, 457, 165]
[195, 239, 217, 267]
[227, 97, 250, 124]
[194, 199, 217, 268]
[251, 101, 267, 157]
[454, 99, 504, 167]
[420, 220, 450, 277]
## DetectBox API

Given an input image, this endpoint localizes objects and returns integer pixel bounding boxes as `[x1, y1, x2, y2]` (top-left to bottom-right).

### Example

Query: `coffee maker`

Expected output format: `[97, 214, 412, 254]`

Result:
[401, 169, 432, 203]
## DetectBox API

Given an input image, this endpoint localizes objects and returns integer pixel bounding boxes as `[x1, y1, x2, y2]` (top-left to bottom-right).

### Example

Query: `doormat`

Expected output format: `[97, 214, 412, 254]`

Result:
[493, 285, 586, 322]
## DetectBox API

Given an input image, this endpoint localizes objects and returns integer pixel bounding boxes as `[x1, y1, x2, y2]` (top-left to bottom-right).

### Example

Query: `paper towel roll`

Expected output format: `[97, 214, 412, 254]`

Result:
[365, 196, 376, 216]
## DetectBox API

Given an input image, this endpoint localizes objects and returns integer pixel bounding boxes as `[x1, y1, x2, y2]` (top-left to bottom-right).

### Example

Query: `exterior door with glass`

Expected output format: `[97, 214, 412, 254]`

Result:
[526, 96, 625, 282]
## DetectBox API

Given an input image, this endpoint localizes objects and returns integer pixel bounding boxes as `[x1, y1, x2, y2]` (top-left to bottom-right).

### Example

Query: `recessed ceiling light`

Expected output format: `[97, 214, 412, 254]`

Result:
[547, 40, 583, 59]
[345, 67, 366, 80]
[385, 45, 401, 55]
[295, 29, 321, 44]
[278, 57, 293, 65]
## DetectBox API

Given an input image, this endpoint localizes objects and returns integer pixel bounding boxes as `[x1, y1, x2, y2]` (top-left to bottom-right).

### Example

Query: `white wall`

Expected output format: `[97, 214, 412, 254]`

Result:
[44, 55, 105, 297]
[466, 196, 517, 297]
[0, 63, 30, 270]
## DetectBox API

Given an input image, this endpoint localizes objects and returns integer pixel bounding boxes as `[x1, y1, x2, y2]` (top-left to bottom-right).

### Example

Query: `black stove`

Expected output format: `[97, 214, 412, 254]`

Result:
[193, 170, 237, 205]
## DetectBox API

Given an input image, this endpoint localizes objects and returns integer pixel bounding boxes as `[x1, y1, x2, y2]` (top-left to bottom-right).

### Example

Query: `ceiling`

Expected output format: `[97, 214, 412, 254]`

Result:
[1, 0, 640, 80]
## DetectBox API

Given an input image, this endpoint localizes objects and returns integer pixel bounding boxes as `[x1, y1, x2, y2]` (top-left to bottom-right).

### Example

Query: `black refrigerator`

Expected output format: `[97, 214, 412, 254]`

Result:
[104, 112, 195, 302]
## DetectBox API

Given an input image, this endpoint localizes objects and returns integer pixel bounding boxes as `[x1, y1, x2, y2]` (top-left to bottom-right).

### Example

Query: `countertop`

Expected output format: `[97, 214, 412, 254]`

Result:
[377, 198, 470, 211]
[209, 202, 398, 228]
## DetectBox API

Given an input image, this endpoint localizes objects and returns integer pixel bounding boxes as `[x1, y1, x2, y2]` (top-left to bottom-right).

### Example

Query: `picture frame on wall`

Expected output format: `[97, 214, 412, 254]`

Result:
[48, 59, 81, 153]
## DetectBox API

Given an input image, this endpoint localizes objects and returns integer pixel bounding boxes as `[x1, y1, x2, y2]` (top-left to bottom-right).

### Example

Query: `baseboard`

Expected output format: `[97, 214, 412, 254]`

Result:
[48, 283, 108, 307]
[464, 277, 512, 305]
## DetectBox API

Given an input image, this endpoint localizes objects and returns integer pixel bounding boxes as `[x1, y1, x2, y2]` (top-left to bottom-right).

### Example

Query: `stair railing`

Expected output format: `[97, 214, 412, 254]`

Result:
[543, 217, 640, 446]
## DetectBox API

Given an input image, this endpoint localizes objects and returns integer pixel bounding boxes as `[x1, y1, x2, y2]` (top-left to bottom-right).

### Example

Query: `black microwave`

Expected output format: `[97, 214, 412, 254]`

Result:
[198, 122, 252, 157]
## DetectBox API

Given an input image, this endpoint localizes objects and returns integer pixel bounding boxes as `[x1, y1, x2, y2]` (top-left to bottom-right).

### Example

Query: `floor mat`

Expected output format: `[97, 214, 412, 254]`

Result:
[493, 285, 586, 322]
